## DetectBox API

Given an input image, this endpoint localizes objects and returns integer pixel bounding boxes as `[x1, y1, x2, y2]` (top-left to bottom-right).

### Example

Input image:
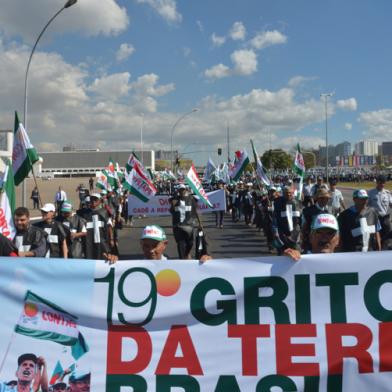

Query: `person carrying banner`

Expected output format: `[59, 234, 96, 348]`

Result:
[338, 189, 382, 252]
[284, 213, 340, 260]
[169, 184, 200, 259]
[55, 201, 87, 259]
[272, 186, 302, 254]
[140, 225, 211, 262]
[0, 353, 48, 392]
[13, 207, 47, 258]
[34, 203, 68, 259]
[301, 188, 332, 253]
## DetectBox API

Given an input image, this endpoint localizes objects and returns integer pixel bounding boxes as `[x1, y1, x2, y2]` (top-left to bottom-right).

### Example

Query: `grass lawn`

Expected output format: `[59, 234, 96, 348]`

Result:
[338, 181, 392, 191]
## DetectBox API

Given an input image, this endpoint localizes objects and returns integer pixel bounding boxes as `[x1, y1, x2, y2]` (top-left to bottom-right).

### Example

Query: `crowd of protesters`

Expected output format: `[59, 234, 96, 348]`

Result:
[2, 168, 392, 263]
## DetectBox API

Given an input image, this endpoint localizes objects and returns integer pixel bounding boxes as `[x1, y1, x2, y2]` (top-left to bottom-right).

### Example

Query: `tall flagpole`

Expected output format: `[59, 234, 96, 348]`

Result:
[22, 0, 78, 207]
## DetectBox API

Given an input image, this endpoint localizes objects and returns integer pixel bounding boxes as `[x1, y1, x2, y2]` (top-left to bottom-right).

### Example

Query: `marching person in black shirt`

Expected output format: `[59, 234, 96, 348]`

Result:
[56, 201, 87, 259]
[13, 207, 47, 258]
[272, 186, 302, 254]
[170, 184, 200, 259]
[338, 189, 382, 252]
[34, 203, 68, 258]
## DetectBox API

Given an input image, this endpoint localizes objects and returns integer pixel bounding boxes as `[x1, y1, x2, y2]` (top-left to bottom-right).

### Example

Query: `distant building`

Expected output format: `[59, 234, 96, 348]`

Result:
[155, 150, 178, 160]
[335, 141, 351, 156]
[38, 150, 155, 177]
[355, 140, 378, 156]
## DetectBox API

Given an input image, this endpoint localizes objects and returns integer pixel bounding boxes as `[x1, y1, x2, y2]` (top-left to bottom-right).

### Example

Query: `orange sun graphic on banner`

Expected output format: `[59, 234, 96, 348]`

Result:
[24, 303, 38, 317]
[155, 269, 181, 296]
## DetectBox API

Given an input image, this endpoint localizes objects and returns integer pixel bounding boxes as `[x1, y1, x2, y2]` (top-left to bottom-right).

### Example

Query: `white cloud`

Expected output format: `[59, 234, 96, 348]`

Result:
[130, 73, 175, 97]
[229, 21, 246, 41]
[288, 76, 317, 88]
[211, 33, 226, 47]
[344, 123, 353, 131]
[250, 30, 287, 50]
[0, 0, 129, 42]
[204, 64, 230, 79]
[359, 109, 392, 139]
[336, 98, 357, 111]
[136, 0, 182, 24]
[89, 72, 131, 100]
[196, 20, 204, 33]
[116, 43, 135, 62]
[231, 49, 257, 76]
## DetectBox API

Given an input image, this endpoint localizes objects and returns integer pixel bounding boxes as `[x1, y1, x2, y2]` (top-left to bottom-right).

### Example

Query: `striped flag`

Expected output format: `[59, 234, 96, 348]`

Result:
[293, 143, 305, 200]
[12, 112, 39, 186]
[0, 159, 16, 239]
[229, 150, 249, 181]
[123, 164, 157, 202]
[15, 291, 89, 360]
[49, 360, 64, 385]
[186, 164, 212, 208]
[250, 139, 271, 187]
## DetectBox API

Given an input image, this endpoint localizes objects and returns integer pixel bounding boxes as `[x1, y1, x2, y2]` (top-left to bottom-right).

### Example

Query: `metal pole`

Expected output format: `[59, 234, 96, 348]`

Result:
[22, 0, 77, 207]
[321, 93, 333, 183]
[170, 108, 199, 172]
[140, 112, 144, 166]
[227, 122, 230, 162]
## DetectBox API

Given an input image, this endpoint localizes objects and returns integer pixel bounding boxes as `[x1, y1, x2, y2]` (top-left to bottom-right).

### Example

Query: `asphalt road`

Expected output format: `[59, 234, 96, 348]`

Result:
[118, 212, 270, 260]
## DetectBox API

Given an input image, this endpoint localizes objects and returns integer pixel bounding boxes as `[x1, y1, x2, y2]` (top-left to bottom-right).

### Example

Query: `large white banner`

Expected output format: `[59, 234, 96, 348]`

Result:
[128, 189, 226, 216]
[0, 252, 392, 391]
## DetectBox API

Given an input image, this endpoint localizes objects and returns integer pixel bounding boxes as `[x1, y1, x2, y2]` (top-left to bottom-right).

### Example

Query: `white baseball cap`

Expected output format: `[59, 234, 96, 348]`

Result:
[141, 225, 167, 241]
[311, 214, 339, 232]
[90, 193, 102, 199]
[41, 203, 55, 212]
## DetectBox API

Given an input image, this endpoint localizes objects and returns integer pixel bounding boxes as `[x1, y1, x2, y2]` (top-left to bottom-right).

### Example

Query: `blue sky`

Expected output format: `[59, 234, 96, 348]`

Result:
[0, 0, 392, 165]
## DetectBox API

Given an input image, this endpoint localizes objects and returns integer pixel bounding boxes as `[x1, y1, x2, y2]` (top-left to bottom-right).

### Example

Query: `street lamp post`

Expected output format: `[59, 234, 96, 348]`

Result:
[22, 0, 78, 206]
[170, 108, 199, 172]
[320, 93, 334, 183]
[140, 112, 144, 166]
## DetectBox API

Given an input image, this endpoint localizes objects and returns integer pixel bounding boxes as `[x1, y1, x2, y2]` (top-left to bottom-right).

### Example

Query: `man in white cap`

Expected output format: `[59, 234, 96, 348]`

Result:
[140, 225, 169, 260]
[82, 193, 116, 262]
[140, 225, 212, 262]
[338, 189, 381, 252]
[56, 201, 87, 259]
[284, 213, 340, 260]
[34, 203, 68, 258]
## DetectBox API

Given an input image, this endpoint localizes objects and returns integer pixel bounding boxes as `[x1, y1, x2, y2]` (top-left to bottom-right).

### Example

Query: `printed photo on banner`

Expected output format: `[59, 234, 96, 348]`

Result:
[0, 259, 95, 392]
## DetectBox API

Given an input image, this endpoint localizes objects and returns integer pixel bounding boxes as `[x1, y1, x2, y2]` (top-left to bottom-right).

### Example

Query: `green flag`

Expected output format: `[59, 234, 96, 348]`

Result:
[12, 112, 39, 186]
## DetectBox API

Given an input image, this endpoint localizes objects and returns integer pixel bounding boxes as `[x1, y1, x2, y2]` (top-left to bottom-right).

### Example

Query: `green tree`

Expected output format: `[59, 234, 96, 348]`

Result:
[261, 149, 292, 170]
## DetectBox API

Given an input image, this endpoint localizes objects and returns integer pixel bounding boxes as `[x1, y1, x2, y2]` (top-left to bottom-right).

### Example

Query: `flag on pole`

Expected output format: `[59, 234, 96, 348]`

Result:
[96, 171, 109, 191]
[293, 143, 305, 200]
[123, 164, 157, 202]
[126, 152, 151, 180]
[229, 150, 250, 181]
[0, 159, 16, 239]
[15, 291, 89, 359]
[49, 360, 64, 385]
[163, 168, 177, 181]
[185, 164, 212, 208]
[203, 158, 216, 182]
[250, 139, 271, 187]
[12, 112, 39, 186]
[106, 158, 119, 189]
